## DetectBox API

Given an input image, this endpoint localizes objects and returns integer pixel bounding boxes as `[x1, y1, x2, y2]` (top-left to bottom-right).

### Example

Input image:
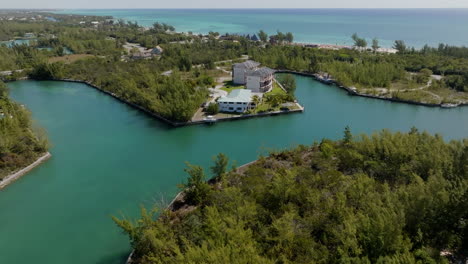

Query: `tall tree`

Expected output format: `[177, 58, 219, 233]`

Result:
[352, 33, 367, 48]
[285, 32, 294, 43]
[393, 40, 407, 53]
[258, 30, 268, 42]
[211, 153, 229, 180]
[372, 38, 380, 52]
[182, 163, 211, 205]
[278, 74, 296, 96]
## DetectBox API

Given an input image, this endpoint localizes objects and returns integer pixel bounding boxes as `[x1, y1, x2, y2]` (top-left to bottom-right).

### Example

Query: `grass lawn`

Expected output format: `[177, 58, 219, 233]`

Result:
[221, 80, 245, 93]
[268, 81, 288, 96]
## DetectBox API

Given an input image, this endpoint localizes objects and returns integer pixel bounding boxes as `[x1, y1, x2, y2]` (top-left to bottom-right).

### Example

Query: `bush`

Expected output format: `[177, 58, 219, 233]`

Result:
[206, 102, 219, 115]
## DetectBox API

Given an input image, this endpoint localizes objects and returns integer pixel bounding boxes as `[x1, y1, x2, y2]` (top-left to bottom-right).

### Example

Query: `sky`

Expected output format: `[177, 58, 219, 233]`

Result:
[2, 0, 468, 9]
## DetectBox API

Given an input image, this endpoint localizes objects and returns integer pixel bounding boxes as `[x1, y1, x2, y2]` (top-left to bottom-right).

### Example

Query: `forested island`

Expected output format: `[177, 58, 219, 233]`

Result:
[1, 11, 468, 125]
[115, 129, 468, 263]
[0, 81, 48, 183]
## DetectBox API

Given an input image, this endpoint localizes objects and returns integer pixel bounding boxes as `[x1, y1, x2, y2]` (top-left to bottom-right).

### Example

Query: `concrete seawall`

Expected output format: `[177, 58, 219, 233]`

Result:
[0, 152, 51, 190]
[51, 79, 304, 127]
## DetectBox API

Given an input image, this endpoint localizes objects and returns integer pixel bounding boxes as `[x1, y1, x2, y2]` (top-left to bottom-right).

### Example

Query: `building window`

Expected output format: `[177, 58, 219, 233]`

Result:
[229, 107, 234, 110]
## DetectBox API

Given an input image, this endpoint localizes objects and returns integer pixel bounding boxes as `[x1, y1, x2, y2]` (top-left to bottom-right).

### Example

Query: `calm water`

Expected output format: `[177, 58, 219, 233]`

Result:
[0, 39, 32, 47]
[55, 9, 468, 47]
[1, 77, 468, 264]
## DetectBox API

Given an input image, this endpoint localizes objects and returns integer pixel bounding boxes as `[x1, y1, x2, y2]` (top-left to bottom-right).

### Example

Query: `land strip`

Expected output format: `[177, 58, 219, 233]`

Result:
[276, 70, 468, 108]
[0, 152, 51, 190]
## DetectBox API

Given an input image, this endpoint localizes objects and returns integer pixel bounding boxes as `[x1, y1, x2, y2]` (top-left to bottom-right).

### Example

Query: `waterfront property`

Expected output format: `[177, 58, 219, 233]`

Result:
[232, 60, 260, 84]
[232, 60, 275, 92]
[2, 77, 468, 264]
[217, 89, 255, 113]
[246, 67, 275, 93]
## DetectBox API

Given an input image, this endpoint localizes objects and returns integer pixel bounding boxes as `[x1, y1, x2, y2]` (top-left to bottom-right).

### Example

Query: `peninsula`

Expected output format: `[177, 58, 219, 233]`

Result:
[1, 11, 468, 128]
[115, 129, 468, 263]
[0, 81, 49, 188]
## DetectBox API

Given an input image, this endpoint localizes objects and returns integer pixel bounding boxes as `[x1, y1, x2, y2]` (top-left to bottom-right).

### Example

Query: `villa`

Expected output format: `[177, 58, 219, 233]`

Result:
[246, 67, 275, 93]
[217, 89, 255, 113]
[232, 60, 260, 84]
[232, 60, 275, 93]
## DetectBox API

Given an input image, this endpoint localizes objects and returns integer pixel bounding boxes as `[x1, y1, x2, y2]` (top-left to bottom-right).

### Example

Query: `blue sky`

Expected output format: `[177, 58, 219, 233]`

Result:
[2, 0, 468, 9]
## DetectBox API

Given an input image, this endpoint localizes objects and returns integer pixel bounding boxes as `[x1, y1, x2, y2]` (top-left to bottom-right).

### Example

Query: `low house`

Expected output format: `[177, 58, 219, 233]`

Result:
[132, 51, 152, 59]
[246, 67, 275, 93]
[152, 45, 164, 55]
[250, 34, 259, 42]
[232, 60, 260, 84]
[217, 89, 254, 113]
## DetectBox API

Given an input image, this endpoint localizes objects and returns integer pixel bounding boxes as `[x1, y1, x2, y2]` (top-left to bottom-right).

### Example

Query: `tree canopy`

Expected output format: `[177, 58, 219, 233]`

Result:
[114, 129, 468, 264]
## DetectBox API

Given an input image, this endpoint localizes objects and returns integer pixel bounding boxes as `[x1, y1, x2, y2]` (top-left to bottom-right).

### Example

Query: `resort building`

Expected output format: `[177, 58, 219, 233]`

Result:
[232, 60, 275, 92]
[217, 89, 255, 113]
[246, 67, 275, 93]
[232, 60, 260, 84]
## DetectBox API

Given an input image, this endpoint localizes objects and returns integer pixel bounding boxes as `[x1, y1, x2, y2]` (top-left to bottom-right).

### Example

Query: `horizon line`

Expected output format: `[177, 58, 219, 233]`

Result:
[2, 7, 468, 10]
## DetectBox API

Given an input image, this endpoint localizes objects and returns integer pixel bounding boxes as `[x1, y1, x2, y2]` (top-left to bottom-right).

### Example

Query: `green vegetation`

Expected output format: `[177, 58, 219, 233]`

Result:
[0, 81, 48, 179]
[352, 33, 367, 48]
[276, 73, 296, 97]
[205, 103, 219, 115]
[220, 80, 245, 93]
[249, 42, 468, 104]
[3, 13, 468, 123]
[114, 129, 468, 263]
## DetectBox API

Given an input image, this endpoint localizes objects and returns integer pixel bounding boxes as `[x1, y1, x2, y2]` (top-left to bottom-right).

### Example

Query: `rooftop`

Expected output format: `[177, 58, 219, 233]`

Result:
[218, 89, 252, 103]
[233, 60, 260, 69]
[250, 67, 275, 77]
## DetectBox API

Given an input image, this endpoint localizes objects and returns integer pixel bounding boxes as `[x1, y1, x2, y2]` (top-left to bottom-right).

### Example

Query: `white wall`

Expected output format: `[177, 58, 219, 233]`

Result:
[233, 67, 246, 84]
[246, 76, 261, 93]
[218, 101, 249, 112]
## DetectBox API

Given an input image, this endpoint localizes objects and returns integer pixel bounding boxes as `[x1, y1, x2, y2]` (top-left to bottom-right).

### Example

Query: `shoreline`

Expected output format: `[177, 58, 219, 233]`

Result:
[0, 152, 51, 190]
[125, 158, 258, 264]
[42, 78, 305, 127]
[276, 70, 468, 109]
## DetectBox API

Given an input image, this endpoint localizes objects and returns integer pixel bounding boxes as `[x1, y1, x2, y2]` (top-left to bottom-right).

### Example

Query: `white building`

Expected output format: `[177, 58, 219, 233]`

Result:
[232, 60, 260, 84]
[217, 89, 254, 113]
[246, 67, 275, 93]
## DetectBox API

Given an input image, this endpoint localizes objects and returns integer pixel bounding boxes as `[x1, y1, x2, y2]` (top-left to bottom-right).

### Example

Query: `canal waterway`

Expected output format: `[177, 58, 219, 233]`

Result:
[1, 76, 468, 263]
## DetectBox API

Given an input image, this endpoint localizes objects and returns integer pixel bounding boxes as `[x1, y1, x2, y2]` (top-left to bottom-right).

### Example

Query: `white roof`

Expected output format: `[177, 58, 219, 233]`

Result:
[218, 89, 252, 103]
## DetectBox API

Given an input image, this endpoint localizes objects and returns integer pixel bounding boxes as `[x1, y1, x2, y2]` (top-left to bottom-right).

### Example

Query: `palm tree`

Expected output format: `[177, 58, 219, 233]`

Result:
[251, 95, 260, 109]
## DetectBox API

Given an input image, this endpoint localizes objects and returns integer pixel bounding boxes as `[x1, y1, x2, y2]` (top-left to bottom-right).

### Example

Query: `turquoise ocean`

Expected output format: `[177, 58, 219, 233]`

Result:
[56, 9, 468, 48]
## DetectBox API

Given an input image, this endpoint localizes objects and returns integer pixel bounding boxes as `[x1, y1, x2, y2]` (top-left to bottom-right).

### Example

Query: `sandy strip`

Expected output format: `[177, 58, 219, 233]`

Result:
[0, 152, 51, 190]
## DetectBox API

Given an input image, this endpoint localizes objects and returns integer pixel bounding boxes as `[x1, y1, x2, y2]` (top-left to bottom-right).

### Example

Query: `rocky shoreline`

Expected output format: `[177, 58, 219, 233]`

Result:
[0, 152, 51, 190]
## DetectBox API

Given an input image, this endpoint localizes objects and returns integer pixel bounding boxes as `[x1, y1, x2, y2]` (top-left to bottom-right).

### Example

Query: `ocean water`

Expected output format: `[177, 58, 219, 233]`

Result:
[55, 9, 468, 48]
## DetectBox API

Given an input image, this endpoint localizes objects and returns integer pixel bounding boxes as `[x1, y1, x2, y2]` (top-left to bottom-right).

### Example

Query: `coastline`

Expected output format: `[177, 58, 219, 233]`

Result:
[47, 78, 305, 127]
[276, 70, 468, 109]
[125, 158, 258, 264]
[0, 152, 51, 190]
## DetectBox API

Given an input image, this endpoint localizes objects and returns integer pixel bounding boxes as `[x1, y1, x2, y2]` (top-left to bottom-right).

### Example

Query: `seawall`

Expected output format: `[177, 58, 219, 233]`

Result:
[276, 70, 468, 108]
[0, 152, 52, 190]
